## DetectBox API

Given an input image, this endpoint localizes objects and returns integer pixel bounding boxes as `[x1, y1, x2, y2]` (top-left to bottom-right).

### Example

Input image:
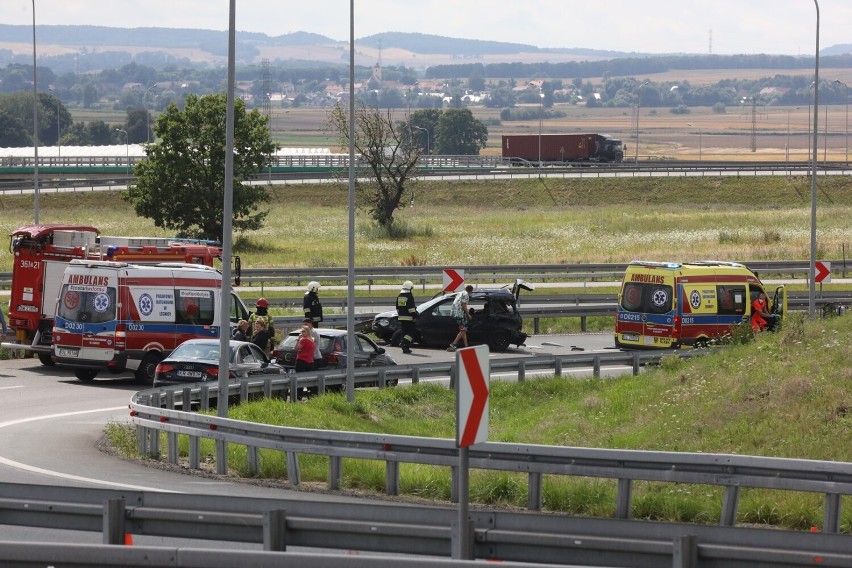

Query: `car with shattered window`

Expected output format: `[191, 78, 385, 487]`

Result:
[371, 280, 534, 351]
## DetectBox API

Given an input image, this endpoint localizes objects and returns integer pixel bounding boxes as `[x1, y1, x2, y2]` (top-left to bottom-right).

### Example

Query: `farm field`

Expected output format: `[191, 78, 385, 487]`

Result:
[2, 177, 851, 273]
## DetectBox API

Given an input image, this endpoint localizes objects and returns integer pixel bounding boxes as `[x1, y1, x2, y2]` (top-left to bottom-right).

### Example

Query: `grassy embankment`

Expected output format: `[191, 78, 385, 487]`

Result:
[106, 313, 852, 531]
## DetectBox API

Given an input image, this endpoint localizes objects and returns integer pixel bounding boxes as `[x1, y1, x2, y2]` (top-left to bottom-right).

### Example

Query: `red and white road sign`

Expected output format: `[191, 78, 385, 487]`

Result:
[456, 345, 490, 448]
[443, 268, 465, 292]
[815, 261, 831, 283]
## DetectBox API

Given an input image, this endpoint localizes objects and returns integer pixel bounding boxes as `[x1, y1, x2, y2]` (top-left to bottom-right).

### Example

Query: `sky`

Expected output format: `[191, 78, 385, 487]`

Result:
[4, 0, 851, 56]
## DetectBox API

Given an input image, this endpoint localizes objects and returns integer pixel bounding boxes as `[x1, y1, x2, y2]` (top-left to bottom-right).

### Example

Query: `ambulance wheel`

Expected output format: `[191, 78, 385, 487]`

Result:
[75, 369, 98, 382]
[38, 353, 55, 366]
[136, 352, 162, 385]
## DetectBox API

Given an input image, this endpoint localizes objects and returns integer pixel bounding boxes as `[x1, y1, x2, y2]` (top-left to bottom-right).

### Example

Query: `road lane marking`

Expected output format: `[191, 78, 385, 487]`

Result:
[0, 406, 180, 492]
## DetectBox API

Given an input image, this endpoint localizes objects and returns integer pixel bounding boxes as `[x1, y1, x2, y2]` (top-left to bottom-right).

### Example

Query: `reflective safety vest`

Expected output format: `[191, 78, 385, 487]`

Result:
[397, 291, 417, 321]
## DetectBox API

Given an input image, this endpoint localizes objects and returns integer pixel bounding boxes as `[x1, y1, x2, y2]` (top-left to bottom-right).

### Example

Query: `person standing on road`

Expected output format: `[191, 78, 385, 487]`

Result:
[294, 325, 316, 372]
[448, 284, 474, 351]
[303, 281, 323, 326]
[303, 317, 323, 366]
[396, 280, 417, 354]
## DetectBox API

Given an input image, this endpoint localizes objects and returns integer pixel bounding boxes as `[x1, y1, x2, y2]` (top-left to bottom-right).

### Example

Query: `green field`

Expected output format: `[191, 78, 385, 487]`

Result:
[3, 176, 852, 274]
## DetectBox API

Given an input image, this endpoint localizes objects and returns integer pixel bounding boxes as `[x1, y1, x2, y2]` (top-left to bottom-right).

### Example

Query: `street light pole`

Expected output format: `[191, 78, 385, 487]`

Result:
[807, 81, 815, 158]
[115, 128, 128, 177]
[49, 87, 60, 158]
[634, 81, 649, 163]
[144, 82, 159, 143]
[834, 80, 847, 164]
[31, 0, 39, 224]
[786, 106, 799, 168]
[413, 125, 429, 164]
[538, 89, 545, 168]
[808, 0, 820, 319]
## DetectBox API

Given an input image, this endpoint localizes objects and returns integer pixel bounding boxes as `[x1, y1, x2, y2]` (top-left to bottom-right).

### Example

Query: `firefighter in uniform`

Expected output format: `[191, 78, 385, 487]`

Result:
[303, 281, 323, 326]
[397, 280, 417, 354]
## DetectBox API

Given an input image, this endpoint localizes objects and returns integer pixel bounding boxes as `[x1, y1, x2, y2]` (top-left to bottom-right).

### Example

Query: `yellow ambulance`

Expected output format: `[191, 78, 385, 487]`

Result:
[614, 261, 786, 349]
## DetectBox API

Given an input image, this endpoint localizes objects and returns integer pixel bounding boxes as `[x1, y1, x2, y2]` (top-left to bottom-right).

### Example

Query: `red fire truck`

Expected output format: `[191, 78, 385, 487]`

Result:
[2, 224, 224, 364]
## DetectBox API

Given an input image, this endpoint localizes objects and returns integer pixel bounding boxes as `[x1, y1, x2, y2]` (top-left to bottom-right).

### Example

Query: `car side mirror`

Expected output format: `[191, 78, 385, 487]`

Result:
[376, 347, 386, 355]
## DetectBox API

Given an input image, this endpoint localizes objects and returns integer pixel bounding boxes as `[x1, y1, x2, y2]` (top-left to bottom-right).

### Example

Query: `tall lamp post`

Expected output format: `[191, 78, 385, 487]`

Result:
[537, 89, 545, 168]
[786, 106, 800, 168]
[807, 81, 816, 158]
[115, 128, 128, 177]
[834, 80, 848, 164]
[31, 0, 39, 224]
[144, 82, 159, 143]
[413, 125, 430, 164]
[634, 80, 649, 163]
[49, 87, 61, 158]
[808, 0, 820, 319]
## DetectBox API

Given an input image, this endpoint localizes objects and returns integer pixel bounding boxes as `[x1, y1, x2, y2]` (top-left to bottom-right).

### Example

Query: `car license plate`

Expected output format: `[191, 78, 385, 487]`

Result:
[176, 370, 203, 379]
[621, 333, 639, 342]
[57, 348, 78, 357]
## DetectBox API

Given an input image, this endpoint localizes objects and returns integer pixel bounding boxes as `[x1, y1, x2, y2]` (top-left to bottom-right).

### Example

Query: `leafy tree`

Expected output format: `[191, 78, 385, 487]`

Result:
[328, 102, 419, 228]
[61, 122, 93, 145]
[400, 109, 441, 155]
[124, 108, 151, 143]
[434, 108, 488, 155]
[0, 107, 31, 146]
[124, 93, 275, 241]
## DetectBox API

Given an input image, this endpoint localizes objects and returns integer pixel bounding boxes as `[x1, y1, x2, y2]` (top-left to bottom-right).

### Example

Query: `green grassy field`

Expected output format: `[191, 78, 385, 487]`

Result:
[3, 175, 851, 273]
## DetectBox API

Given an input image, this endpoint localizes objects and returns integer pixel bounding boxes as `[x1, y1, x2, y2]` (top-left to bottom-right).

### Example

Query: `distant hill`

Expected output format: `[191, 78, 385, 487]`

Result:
[0, 24, 849, 75]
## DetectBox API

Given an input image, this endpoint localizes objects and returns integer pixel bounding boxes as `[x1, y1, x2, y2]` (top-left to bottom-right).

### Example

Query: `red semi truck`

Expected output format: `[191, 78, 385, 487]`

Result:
[502, 133, 624, 163]
[2, 224, 224, 364]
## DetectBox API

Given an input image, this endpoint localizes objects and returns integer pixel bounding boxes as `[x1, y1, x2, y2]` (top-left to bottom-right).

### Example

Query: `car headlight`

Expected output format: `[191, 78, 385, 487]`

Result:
[376, 318, 389, 327]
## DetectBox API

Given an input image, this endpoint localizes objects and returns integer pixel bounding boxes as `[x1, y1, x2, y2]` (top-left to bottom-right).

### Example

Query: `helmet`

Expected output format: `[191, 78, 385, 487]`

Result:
[401, 280, 414, 291]
[255, 297, 269, 308]
[308, 281, 320, 293]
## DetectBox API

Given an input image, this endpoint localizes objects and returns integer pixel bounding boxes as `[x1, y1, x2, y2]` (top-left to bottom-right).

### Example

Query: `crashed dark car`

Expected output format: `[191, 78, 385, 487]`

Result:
[371, 280, 534, 351]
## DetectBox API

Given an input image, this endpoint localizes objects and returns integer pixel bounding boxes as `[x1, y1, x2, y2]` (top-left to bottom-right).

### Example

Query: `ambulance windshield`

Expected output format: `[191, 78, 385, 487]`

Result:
[57, 286, 117, 324]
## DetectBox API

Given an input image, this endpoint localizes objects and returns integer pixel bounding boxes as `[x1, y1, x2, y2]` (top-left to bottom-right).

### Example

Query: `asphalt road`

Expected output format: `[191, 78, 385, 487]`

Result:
[0, 332, 615, 486]
[0, 331, 620, 549]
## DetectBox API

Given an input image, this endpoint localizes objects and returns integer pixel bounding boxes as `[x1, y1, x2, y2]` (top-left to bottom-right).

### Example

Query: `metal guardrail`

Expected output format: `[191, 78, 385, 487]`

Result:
[1, 260, 849, 291]
[3, 481, 852, 567]
[125, 348, 852, 539]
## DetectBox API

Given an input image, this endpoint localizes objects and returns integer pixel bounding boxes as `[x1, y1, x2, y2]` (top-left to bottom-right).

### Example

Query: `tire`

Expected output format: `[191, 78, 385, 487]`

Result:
[135, 352, 163, 385]
[75, 369, 98, 382]
[38, 353, 55, 366]
[489, 331, 512, 352]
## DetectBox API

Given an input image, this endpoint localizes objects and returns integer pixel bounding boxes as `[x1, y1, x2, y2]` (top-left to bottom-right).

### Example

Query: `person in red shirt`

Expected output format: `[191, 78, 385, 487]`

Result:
[294, 325, 316, 372]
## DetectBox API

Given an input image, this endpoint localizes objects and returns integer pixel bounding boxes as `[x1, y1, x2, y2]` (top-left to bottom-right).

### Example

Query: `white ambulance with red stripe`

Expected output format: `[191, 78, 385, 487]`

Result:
[52, 260, 249, 383]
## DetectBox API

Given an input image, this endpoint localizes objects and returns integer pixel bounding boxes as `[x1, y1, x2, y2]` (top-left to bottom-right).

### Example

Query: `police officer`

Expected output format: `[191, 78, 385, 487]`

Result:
[397, 280, 417, 354]
[303, 281, 323, 326]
